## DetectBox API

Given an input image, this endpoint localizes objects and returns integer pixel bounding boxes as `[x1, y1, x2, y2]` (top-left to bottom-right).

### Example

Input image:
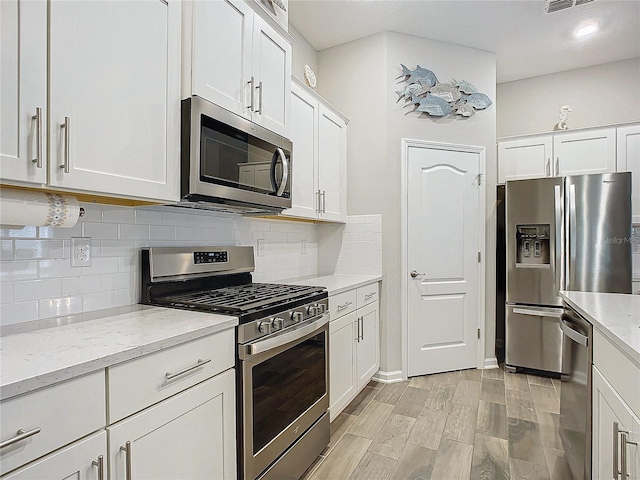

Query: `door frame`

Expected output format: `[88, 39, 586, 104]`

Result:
[400, 138, 487, 379]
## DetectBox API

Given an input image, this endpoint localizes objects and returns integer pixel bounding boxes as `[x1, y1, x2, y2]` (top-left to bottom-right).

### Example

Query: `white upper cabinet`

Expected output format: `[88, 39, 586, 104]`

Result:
[497, 136, 553, 183]
[188, 0, 291, 138]
[0, 0, 47, 185]
[1, 0, 181, 202]
[498, 126, 622, 184]
[616, 124, 640, 224]
[284, 80, 347, 222]
[553, 128, 616, 176]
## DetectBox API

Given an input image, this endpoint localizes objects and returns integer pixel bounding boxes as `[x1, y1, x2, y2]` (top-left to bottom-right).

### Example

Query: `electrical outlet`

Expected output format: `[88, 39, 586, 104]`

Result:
[257, 239, 265, 257]
[71, 237, 92, 267]
[302, 239, 307, 254]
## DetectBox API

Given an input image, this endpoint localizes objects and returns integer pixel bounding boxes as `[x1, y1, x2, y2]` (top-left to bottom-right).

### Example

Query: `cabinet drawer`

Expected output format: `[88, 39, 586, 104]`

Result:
[357, 283, 378, 308]
[0, 371, 105, 476]
[329, 290, 357, 321]
[593, 328, 640, 418]
[108, 329, 234, 423]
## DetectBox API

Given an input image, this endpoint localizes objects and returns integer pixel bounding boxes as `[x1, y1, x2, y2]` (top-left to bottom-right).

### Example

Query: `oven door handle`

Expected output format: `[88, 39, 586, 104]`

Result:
[240, 313, 329, 359]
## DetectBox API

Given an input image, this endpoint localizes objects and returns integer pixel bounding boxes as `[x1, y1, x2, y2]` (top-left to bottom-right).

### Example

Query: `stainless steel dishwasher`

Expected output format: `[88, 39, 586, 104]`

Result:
[559, 304, 593, 480]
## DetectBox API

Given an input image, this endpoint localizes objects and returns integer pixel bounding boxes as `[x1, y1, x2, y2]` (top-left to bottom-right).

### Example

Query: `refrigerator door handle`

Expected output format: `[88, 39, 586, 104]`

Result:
[567, 184, 577, 291]
[513, 307, 563, 318]
[554, 185, 564, 293]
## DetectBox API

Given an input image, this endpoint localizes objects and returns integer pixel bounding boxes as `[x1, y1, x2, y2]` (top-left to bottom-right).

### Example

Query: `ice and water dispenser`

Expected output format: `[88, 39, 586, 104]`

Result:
[515, 225, 550, 266]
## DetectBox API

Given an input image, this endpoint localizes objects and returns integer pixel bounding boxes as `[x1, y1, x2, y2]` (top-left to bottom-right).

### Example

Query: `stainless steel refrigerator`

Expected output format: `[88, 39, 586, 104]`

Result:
[505, 172, 632, 374]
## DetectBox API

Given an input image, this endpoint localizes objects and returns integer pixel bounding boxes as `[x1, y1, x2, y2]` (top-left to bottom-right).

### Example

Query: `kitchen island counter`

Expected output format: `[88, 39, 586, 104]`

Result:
[560, 291, 640, 365]
[0, 305, 237, 400]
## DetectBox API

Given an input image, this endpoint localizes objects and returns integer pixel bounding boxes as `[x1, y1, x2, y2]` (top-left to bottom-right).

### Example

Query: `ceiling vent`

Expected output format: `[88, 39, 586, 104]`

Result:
[545, 0, 596, 13]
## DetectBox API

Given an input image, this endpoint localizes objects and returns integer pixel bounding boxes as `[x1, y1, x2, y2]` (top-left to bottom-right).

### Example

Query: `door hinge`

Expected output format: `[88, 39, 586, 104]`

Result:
[477, 328, 481, 339]
[477, 252, 481, 263]
[476, 173, 482, 185]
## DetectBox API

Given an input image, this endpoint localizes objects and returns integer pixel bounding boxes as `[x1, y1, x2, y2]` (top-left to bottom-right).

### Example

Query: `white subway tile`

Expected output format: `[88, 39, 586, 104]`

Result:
[118, 255, 138, 273]
[118, 288, 139, 307]
[39, 258, 80, 278]
[162, 211, 188, 226]
[83, 291, 119, 312]
[61, 275, 103, 296]
[1, 301, 38, 326]
[1, 282, 13, 304]
[102, 272, 134, 291]
[14, 239, 65, 260]
[150, 225, 176, 241]
[102, 207, 135, 224]
[100, 240, 134, 258]
[175, 227, 199, 241]
[37, 223, 82, 239]
[1, 260, 38, 281]
[135, 209, 164, 225]
[83, 222, 119, 239]
[78, 205, 102, 222]
[1, 240, 13, 260]
[119, 224, 150, 241]
[0, 226, 37, 239]
[38, 296, 83, 319]
[83, 257, 119, 276]
[14, 279, 62, 302]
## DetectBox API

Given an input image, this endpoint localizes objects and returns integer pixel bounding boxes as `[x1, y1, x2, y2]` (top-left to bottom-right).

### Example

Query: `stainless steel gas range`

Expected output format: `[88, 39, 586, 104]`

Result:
[141, 246, 329, 480]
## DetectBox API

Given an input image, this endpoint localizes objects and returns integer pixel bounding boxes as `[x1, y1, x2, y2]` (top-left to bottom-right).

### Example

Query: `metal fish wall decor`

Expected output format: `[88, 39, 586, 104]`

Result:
[396, 64, 492, 118]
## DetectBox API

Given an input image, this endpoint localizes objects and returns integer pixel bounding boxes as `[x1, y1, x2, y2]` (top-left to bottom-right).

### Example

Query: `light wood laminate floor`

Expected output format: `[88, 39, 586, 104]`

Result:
[303, 368, 572, 480]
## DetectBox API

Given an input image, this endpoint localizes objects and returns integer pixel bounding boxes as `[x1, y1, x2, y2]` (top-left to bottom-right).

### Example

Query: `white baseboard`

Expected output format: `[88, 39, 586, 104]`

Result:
[372, 370, 404, 383]
[484, 357, 499, 369]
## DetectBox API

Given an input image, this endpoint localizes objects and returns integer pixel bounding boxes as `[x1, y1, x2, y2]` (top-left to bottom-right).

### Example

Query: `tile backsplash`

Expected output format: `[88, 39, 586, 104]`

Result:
[0, 203, 382, 327]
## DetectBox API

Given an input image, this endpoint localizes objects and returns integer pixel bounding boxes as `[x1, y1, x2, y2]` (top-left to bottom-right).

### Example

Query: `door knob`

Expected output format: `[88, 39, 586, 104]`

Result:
[410, 270, 424, 278]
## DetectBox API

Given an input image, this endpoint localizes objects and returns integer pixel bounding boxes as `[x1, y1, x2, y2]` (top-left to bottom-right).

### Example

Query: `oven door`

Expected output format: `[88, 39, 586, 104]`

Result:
[239, 313, 329, 480]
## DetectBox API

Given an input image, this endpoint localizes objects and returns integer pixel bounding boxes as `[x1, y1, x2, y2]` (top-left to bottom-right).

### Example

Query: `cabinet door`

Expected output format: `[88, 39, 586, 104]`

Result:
[554, 128, 616, 176]
[318, 105, 346, 222]
[617, 124, 640, 224]
[48, 0, 180, 202]
[108, 370, 236, 480]
[192, 0, 253, 118]
[251, 15, 291, 138]
[0, 0, 47, 184]
[284, 84, 318, 219]
[329, 312, 357, 421]
[356, 302, 379, 389]
[631, 414, 640, 480]
[4, 431, 106, 480]
[593, 366, 635, 480]
[497, 136, 552, 183]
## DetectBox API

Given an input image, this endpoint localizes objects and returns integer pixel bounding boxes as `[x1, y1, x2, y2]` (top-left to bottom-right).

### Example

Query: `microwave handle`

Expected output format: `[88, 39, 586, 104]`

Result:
[270, 147, 289, 197]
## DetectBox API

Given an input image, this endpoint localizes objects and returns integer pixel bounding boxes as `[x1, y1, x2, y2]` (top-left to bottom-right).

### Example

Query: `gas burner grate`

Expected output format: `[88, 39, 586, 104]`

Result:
[161, 283, 324, 313]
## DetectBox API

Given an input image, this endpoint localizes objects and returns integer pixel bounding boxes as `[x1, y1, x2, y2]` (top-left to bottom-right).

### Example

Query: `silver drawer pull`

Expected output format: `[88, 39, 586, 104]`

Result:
[0, 427, 41, 449]
[92, 455, 105, 480]
[364, 292, 375, 299]
[337, 301, 352, 310]
[60, 116, 70, 173]
[32, 107, 43, 168]
[120, 442, 132, 480]
[165, 358, 211, 380]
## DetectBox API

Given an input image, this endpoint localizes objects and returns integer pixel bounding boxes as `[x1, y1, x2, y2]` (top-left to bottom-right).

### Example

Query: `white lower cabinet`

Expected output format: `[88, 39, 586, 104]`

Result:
[329, 282, 379, 420]
[3, 431, 106, 480]
[108, 369, 236, 480]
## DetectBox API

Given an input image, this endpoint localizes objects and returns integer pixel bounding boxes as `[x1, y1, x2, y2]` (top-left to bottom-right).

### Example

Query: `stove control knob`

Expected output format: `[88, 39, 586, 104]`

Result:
[307, 305, 319, 316]
[291, 311, 304, 323]
[317, 303, 326, 314]
[258, 320, 273, 334]
[272, 318, 285, 330]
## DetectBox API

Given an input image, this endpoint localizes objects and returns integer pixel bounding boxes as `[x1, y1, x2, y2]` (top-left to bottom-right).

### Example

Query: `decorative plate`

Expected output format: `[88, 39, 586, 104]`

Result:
[304, 65, 317, 88]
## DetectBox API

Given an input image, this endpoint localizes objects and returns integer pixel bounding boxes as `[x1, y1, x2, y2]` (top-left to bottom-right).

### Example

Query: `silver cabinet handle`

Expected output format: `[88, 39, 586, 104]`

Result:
[60, 116, 70, 173]
[355, 316, 361, 342]
[248, 76, 255, 112]
[555, 157, 560, 176]
[0, 427, 41, 449]
[614, 422, 619, 480]
[165, 358, 211, 380]
[621, 429, 638, 480]
[364, 292, 375, 299]
[337, 301, 352, 310]
[322, 190, 326, 213]
[120, 441, 132, 480]
[256, 81, 263, 114]
[410, 270, 424, 278]
[546, 158, 550, 177]
[32, 107, 43, 168]
[360, 316, 364, 341]
[92, 455, 105, 480]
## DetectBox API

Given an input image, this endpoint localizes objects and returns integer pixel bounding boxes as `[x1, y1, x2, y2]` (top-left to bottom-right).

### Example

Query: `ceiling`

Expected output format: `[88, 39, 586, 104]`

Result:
[288, 0, 640, 83]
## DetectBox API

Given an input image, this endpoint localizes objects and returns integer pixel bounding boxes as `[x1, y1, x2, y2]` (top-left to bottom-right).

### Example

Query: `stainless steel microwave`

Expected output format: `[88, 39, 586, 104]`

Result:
[180, 96, 292, 213]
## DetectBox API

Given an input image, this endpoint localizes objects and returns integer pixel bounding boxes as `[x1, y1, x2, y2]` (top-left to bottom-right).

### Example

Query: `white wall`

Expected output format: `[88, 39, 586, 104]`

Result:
[318, 31, 497, 375]
[497, 58, 640, 138]
[289, 24, 319, 84]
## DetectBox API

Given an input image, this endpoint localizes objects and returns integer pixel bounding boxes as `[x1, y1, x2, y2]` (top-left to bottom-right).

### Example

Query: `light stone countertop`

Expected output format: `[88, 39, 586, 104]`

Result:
[0, 305, 237, 400]
[282, 274, 383, 295]
[560, 291, 640, 366]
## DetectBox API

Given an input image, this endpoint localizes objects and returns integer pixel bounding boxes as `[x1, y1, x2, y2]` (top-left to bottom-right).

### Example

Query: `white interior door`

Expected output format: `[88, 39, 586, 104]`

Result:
[406, 142, 481, 376]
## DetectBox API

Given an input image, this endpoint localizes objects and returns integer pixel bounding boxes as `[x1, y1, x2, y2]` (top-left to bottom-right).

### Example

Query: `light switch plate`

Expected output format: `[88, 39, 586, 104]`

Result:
[71, 237, 92, 267]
